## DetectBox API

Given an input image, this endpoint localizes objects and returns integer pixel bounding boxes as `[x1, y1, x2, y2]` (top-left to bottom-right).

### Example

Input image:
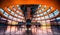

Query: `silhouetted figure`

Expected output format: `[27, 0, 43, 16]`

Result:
[23, 19, 33, 35]
[26, 19, 31, 28]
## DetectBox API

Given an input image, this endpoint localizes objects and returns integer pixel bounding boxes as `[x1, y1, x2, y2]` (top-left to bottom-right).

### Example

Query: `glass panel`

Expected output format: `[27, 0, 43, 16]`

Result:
[39, 14, 43, 16]
[45, 15, 49, 19]
[16, 10, 22, 15]
[17, 19, 22, 22]
[41, 17, 44, 20]
[44, 5, 46, 8]
[51, 19, 55, 21]
[18, 16, 23, 18]
[18, 16, 21, 18]
[53, 9, 59, 16]
[16, 10, 19, 13]
[56, 17, 60, 20]
[44, 12, 47, 15]
[35, 14, 43, 17]
[49, 13, 54, 18]
[11, 11, 15, 15]
[37, 18, 41, 20]
[34, 18, 41, 21]
[9, 15, 13, 19]
[13, 18, 17, 21]
[47, 9, 50, 12]
[1, 18, 7, 20]
[46, 7, 52, 13]
[19, 12, 23, 15]
[18, 19, 20, 21]
[12, 6, 16, 11]
[18, 7, 21, 10]
[4, 12, 9, 17]
[41, 5, 46, 11]
[14, 14, 18, 17]
[0, 8, 4, 13]
[38, 5, 41, 9]
[41, 8, 45, 11]
[17, 5, 21, 10]
[38, 10, 42, 12]
[34, 14, 43, 17]
[7, 8, 11, 12]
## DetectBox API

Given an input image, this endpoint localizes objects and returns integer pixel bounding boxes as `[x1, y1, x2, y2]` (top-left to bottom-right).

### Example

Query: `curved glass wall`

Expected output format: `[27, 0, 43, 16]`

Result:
[0, 8, 24, 22]
[33, 9, 59, 20]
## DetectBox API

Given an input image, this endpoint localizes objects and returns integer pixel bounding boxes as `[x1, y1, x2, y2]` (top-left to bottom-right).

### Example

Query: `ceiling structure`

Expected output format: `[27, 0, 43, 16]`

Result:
[0, 0, 60, 24]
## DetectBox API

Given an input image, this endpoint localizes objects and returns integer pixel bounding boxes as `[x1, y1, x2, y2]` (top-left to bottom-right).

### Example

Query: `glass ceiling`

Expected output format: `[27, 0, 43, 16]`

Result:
[0, 5, 60, 22]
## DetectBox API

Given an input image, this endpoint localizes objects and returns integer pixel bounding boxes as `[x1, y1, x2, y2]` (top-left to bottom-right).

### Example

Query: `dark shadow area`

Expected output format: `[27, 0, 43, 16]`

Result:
[50, 19, 60, 35]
